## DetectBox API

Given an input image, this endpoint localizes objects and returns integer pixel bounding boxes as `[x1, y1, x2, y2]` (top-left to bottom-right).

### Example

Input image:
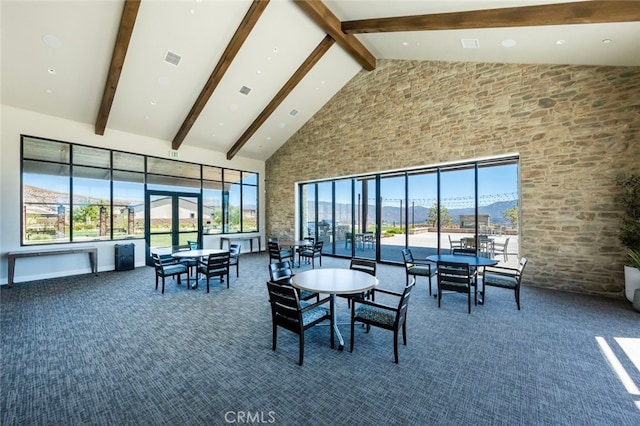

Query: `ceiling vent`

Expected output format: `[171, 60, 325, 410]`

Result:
[239, 86, 252, 95]
[289, 109, 299, 117]
[164, 51, 182, 67]
[460, 39, 480, 49]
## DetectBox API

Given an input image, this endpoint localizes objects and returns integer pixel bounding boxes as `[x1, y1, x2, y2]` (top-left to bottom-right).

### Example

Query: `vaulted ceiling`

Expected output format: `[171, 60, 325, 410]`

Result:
[2, 1, 639, 161]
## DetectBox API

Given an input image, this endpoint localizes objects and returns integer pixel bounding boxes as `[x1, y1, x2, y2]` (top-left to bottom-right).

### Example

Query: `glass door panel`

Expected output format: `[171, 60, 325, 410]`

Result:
[317, 182, 334, 254]
[146, 191, 201, 263]
[478, 162, 519, 267]
[301, 184, 316, 240]
[334, 179, 352, 256]
[407, 171, 438, 259]
[439, 167, 475, 254]
[379, 173, 406, 263]
[355, 177, 377, 260]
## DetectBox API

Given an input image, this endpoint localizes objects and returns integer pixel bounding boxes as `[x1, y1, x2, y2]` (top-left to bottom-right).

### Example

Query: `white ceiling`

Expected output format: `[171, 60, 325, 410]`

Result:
[2, 0, 639, 161]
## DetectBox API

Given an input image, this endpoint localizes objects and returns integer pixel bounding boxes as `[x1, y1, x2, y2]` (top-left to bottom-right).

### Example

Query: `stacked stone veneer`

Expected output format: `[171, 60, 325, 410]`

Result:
[266, 59, 640, 298]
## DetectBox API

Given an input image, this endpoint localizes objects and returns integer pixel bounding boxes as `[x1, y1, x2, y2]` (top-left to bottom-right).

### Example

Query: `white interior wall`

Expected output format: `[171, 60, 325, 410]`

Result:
[0, 105, 266, 285]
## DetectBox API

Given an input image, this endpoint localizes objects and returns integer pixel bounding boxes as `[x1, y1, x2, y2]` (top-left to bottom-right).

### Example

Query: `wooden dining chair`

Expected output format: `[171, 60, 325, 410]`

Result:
[266, 281, 334, 365]
[152, 253, 188, 294]
[350, 279, 415, 363]
[197, 251, 230, 292]
[436, 260, 476, 313]
[482, 257, 527, 310]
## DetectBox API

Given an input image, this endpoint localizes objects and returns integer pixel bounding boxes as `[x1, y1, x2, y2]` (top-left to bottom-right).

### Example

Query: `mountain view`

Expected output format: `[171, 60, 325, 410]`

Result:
[313, 200, 518, 226]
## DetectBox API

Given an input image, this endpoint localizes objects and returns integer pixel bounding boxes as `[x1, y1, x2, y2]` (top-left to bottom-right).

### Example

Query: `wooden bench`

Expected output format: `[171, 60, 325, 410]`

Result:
[7, 246, 98, 287]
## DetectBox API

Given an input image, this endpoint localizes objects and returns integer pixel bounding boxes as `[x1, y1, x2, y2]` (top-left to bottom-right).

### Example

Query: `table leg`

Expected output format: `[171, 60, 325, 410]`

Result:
[8, 256, 16, 288]
[330, 294, 344, 351]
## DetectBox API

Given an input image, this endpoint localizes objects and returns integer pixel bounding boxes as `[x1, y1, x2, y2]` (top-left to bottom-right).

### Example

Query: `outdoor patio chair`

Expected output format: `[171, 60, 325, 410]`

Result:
[493, 237, 510, 262]
[448, 235, 463, 253]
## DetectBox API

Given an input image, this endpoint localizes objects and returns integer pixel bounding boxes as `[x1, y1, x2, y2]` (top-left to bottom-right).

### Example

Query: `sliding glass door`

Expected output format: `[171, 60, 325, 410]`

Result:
[298, 157, 519, 266]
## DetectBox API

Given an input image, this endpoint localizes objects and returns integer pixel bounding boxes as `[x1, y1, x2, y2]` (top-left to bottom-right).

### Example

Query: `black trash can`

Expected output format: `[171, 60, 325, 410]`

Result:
[115, 243, 135, 271]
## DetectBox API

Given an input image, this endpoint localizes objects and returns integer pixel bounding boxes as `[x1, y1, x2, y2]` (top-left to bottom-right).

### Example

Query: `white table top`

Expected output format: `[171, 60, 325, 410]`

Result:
[291, 268, 378, 295]
[171, 249, 227, 258]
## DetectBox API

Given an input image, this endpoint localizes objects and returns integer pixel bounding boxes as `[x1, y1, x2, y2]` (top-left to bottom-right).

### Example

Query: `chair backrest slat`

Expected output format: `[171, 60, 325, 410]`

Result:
[350, 258, 376, 276]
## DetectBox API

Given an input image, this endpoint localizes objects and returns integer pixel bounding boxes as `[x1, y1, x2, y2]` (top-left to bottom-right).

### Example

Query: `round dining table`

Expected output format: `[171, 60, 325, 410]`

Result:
[291, 268, 378, 350]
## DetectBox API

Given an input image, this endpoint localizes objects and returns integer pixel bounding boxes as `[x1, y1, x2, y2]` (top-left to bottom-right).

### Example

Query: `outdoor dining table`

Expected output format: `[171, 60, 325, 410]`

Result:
[461, 236, 495, 258]
[291, 268, 378, 350]
[426, 254, 498, 304]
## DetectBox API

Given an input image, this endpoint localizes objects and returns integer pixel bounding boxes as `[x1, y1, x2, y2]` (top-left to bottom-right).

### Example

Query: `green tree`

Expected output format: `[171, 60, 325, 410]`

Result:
[503, 203, 519, 227]
[426, 203, 453, 227]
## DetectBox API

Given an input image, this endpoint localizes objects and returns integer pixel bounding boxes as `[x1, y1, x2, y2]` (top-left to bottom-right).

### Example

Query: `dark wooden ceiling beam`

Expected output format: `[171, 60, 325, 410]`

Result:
[95, 0, 140, 136]
[294, 0, 375, 71]
[227, 35, 335, 160]
[172, 0, 270, 150]
[342, 1, 640, 34]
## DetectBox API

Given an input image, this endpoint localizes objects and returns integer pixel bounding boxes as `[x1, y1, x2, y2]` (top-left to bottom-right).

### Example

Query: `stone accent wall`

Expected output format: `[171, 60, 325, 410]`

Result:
[266, 60, 640, 298]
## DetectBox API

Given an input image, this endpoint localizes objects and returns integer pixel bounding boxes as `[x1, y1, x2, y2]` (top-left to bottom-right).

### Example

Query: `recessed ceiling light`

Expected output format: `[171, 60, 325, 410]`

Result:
[145, 116, 150, 120]
[190, 8, 195, 15]
[556, 39, 566, 45]
[42, 34, 62, 48]
[256, 70, 262, 75]
[219, 122, 224, 126]
[267, 137, 271, 141]
[278, 122, 286, 129]
[602, 38, 612, 44]
[500, 39, 516, 48]
[48, 68, 56, 75]
[273, 47, 278, 53]
[402, 41, 409, 46]
[150, 100, 157, 106]
[46, 89, 53, 94]
[460, 39, 479, 49]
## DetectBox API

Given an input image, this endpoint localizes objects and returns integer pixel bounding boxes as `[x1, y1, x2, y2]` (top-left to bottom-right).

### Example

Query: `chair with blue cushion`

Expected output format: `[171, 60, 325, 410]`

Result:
[266, 281, 334, 365]
[350, 279, 415, 364]
[437, 260, 476, 313]
[229, 244, 241, 277]
[176, 244, 198, 278]
[152, 253, 188, 294]
[481, 257, 527, 310]
[401, 248, 437, 296]
[298, 241, 323, 269]
[197, 251, 230, 292]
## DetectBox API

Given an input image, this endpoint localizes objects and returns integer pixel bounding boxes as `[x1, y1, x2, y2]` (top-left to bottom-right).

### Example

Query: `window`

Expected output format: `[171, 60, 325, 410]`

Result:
[299, 157, 519, 267]
[20, 136, 259, 245]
